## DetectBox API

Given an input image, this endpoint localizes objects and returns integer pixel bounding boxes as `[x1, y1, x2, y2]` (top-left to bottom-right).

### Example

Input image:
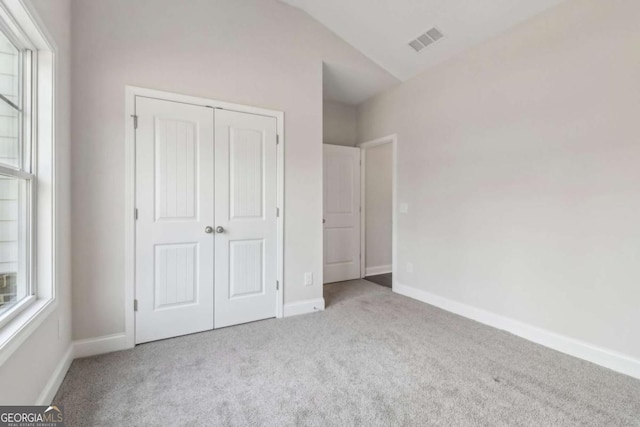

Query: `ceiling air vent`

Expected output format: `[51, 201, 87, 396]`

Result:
[408, 27, 444, 52]
[408, 40, 424, 52]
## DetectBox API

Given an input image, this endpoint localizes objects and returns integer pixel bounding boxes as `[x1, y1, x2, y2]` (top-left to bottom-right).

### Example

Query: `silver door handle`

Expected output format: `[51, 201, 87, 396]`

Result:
[205, 226, 214, 234]
[216, 226, 225, 233]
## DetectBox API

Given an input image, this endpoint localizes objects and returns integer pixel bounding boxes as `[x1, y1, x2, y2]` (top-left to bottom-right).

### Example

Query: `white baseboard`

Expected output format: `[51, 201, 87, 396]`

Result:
[394, 282, 640, 380]
[36, 345, 73, 405]
[283, 298, 325, 317]
[365, 264, 392, 276]
[73, 333, 128, 359]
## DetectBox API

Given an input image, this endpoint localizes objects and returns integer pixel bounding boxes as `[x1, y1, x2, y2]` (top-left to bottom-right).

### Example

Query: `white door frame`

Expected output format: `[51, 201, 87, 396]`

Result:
[358, 135, 397, 289]
[124, 86, 285, 348]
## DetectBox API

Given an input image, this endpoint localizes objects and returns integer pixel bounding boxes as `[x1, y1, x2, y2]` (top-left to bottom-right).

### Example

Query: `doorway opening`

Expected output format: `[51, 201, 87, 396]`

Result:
[359, 136, 396, 290]
[322, 129, 397, 290]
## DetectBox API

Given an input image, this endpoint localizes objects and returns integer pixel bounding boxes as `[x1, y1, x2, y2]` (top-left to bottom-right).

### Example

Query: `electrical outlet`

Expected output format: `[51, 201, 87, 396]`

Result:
[400, 203, 409, 214]
[304, 272, 313, 286]
[406, 262, 413, 273]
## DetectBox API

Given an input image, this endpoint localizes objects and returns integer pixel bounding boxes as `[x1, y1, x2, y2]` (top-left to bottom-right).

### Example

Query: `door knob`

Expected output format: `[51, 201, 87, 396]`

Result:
[205, 226, 214, 234]
[215, 226, 225, 233]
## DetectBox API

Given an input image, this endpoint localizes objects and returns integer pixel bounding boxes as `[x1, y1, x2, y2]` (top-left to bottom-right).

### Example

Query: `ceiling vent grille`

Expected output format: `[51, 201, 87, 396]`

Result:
[408, 27, 444, 52]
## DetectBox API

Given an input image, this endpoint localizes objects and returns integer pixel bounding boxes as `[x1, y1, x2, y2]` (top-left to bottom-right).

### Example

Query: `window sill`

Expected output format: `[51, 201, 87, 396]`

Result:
[0, 297, 57, 366]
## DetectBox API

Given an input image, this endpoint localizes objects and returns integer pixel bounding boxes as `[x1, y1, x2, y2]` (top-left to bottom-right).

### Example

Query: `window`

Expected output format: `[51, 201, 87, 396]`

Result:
[0, 0, 55, 355]
[0, 18, 33, 326]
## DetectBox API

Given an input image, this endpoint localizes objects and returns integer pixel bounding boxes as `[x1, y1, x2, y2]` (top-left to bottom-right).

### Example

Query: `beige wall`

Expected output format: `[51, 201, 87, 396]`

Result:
[358, 0, 640, 360]
[365, 143, 392, 272]
[0, 0, 72, 404]
[323, 100, 357, 146]
[70, 0, 395, 340]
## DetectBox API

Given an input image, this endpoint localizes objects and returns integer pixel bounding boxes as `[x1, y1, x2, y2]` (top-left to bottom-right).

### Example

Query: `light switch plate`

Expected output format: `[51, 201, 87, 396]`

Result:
[400, 203, 409, 213]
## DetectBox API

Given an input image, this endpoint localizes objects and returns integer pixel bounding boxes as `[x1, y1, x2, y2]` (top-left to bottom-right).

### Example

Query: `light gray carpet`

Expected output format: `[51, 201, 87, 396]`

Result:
[54, 280, 640, 426]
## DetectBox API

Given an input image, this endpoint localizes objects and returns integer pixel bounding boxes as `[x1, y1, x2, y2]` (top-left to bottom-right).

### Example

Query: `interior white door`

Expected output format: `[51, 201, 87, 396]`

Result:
[135, 97, 215, 344]
[214, 109, 278, 328]
[323, 145, 361, 283]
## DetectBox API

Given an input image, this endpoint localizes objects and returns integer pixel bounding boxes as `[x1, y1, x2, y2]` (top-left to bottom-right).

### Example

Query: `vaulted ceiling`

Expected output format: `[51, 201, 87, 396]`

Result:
[282, 0, 567, 104]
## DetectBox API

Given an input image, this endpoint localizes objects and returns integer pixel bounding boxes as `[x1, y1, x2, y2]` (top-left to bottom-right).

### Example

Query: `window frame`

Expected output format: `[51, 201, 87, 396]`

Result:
[0, 11, 37, 330]
[0, 0, 57, 367]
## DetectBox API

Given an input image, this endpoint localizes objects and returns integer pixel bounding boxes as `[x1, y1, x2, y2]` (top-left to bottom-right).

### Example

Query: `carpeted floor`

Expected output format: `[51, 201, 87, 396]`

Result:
[54, 280, 640, 426]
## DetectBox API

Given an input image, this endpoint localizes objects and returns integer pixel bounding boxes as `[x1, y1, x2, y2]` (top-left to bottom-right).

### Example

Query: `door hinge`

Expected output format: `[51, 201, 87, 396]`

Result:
[134, 208, 138, 220]
[276, 134, 279, 145]
[276, 207, 280, 217]
[131, 114, 138, 129]
[276, 280, 279, 290]
[134, 299, 138, 311]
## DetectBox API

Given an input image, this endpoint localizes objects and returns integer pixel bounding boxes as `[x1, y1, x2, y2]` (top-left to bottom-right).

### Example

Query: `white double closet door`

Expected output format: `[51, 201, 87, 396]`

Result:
[135, 96, 278, 344]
